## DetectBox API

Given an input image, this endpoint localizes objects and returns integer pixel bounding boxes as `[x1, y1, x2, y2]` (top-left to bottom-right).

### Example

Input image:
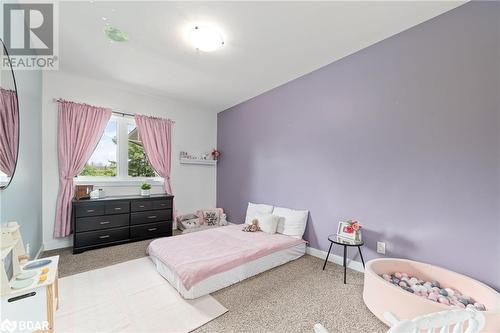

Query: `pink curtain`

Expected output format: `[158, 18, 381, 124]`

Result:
[134, 114, 174, 204]
[0, 88, 19, 177]
[54, 100, 111, 237]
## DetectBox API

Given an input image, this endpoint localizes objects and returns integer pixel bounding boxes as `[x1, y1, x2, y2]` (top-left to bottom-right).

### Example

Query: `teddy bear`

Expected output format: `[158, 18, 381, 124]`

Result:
[242, 219, 261, 232]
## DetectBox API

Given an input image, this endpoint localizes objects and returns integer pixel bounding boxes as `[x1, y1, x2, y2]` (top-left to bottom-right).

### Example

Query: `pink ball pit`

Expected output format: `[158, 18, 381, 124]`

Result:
[363, 258, 500, 332]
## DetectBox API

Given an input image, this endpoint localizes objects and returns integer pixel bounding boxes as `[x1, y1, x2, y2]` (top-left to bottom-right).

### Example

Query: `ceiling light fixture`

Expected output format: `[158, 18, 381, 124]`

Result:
[189, 25, 224, 52]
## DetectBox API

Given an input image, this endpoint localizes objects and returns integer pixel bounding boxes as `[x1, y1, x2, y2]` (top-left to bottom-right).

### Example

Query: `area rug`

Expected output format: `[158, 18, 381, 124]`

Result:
[55, 257, 227, 332]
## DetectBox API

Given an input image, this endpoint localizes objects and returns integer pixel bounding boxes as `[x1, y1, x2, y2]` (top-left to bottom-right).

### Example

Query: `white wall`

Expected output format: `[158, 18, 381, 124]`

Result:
[42, 71, 217, 250]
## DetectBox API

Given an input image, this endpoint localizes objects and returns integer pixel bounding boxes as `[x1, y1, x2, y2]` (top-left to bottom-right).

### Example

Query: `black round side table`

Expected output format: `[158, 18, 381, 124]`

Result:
[322, 234, 365, 284]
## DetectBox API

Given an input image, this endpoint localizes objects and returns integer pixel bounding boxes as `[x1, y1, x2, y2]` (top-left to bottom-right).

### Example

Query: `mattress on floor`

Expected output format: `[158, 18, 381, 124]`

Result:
[148, 224, 306, 292]
[150, 242, 306, 299]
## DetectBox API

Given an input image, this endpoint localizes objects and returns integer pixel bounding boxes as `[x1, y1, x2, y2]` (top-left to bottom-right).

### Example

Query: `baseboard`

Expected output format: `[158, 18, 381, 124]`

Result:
[44, 237, 73, 251]
[306, 246, 365, 273]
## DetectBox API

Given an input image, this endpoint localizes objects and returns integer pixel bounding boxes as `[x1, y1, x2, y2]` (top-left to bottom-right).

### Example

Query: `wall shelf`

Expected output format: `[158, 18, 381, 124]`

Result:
[180, 158, 217, 166]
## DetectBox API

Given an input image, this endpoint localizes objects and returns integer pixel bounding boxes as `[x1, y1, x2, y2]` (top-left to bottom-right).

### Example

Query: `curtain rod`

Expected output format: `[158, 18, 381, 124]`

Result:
[52, 98, 175, 123]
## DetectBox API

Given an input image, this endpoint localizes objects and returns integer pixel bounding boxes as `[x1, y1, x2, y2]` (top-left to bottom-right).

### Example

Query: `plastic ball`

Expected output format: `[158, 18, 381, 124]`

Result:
[405, 287, 414, 293]
[474, 303, 486, 311]
[438, 296, 450, 305]
[439, 289, 448, 297]
[380, 272, 483, 311]
[458, 297, 469, 306]
[431, 281, 441, 288]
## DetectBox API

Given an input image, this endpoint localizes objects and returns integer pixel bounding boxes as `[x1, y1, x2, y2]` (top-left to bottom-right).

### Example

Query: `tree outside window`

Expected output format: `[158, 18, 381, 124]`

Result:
[127, 123, 155, 177]
[79, 117, 156, 179]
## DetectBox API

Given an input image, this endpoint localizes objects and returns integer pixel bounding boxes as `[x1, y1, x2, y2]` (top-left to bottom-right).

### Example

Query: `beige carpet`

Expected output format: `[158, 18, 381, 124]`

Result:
[42, 239, 157, 278]
[43, 239, 388, 333]
[56, 257, 227, 333]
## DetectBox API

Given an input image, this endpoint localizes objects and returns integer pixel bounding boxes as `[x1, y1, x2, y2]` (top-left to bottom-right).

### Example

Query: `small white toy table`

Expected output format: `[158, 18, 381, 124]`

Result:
[0, 256, 59, 333]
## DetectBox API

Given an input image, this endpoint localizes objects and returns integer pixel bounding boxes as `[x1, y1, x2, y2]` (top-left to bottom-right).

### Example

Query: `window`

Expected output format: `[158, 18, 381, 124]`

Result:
[127, 123, 155, 177]
[0, 170, 8, 186]
[78, 116, 158, 182]
[80, 119, 118, 177]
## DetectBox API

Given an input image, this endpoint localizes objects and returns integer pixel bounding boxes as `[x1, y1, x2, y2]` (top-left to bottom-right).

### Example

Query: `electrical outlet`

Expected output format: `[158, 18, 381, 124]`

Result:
[377, 241, 386, 254]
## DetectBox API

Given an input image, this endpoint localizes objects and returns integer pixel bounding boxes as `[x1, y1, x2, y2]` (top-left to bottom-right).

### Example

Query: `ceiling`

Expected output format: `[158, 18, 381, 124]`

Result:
[59, 1, 466, 111]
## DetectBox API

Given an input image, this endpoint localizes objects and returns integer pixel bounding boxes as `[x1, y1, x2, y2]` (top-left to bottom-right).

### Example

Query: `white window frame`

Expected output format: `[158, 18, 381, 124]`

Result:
[75, 115, 163, 186]
[0, 171, 9, 187]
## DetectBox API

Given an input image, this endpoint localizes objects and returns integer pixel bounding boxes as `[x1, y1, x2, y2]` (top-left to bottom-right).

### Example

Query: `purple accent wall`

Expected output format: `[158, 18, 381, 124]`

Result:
[217, 2, 500, 290]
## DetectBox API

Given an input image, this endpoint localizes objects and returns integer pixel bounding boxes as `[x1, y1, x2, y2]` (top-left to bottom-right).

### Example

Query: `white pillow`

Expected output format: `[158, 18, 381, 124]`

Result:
[254, 213, 280, 234]
[245, 202, 274, 224]
[273, 206, 309, 239]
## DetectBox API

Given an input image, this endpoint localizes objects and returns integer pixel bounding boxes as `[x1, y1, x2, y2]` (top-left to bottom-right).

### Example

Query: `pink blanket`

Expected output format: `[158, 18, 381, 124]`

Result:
[148, 224, 306, 290]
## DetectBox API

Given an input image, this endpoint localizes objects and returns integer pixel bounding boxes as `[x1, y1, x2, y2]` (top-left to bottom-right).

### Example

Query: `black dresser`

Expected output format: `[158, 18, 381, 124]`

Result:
[72, 194, 174, 254]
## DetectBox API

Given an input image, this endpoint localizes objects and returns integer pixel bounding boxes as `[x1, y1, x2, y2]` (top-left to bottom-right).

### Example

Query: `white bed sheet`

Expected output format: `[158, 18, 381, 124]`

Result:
[150, 243, 306, 299]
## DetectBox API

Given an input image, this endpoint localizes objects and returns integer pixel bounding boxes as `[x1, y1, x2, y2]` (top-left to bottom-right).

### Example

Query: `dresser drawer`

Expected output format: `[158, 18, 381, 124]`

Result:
[74, 227, 129, 248]
[130, 221, 172, 239]
[105, 201, 130, 215]
[152, 200, 172, 210]
[75, 214, 129, 233]
[130, 201, 153, 212]
[75, 203, 104, 217]
[130, 209, 172, 225]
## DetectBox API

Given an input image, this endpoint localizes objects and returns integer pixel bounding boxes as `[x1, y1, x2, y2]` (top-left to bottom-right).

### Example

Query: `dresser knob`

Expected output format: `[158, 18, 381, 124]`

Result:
[99, 235, 110, 239]
[114, 207, 122, 210]
[148, 228, 157, 231]
[100, 221, 110, 225]
[148, 215, 157, 219]
[87, 209, 95, 213]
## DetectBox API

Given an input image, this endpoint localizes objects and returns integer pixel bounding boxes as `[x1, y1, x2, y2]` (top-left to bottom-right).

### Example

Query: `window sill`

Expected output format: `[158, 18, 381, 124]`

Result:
[75, 177, 164, 187]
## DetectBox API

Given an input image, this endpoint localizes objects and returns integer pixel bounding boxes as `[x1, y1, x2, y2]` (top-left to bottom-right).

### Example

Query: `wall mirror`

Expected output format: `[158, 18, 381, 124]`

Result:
[0, 39, 20, 190]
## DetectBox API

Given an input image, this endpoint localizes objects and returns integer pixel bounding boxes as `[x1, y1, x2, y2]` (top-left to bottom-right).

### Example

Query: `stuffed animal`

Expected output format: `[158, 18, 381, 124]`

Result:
[242, 219, 261, 232]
